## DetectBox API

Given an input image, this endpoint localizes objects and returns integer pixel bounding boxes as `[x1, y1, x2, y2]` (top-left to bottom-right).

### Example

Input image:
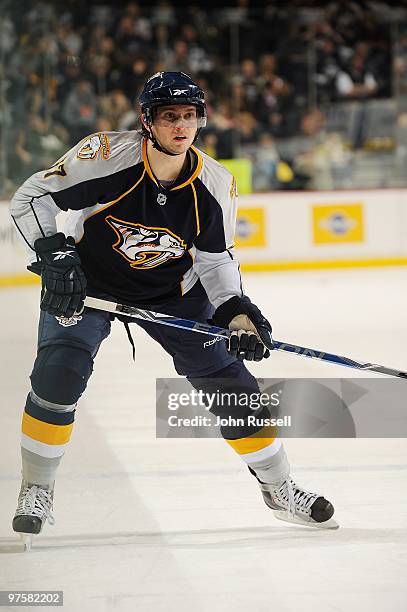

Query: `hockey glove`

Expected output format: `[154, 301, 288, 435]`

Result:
[209, 296, 273, 362]
[34, 233, 87, 318]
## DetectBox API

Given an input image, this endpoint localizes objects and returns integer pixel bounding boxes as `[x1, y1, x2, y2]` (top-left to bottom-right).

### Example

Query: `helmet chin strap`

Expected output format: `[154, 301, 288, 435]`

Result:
[147, 126, 185, 157]
[144, 123, 201, 157]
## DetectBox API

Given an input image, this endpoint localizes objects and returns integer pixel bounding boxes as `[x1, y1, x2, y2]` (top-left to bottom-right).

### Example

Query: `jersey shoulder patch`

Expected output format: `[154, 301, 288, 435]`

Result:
[76, 133, 110, 161]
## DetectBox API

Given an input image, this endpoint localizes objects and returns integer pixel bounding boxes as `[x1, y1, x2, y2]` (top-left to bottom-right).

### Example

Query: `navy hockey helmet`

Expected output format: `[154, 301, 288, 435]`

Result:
[139, 71, 207, 155]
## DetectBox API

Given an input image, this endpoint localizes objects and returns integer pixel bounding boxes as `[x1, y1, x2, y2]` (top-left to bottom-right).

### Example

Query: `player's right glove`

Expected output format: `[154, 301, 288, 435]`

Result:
[33, 233, 87, 318]
[209, 295, 273, 362]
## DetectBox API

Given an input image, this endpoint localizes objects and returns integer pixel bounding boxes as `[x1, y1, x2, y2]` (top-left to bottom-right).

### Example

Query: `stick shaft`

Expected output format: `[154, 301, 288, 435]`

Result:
[84, 296, 229, 337]
[84, 296, 407, 379]
[271, 341, 407, 378]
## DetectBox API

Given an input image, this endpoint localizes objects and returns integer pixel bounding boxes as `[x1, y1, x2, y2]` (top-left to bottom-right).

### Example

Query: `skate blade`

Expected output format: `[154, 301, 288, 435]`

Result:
[18, 533, 33, 551]
[273, 510, 339, 530]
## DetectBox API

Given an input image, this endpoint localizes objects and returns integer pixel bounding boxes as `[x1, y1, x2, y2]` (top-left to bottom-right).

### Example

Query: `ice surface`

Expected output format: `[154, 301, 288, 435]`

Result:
[0, 268, 406, 612]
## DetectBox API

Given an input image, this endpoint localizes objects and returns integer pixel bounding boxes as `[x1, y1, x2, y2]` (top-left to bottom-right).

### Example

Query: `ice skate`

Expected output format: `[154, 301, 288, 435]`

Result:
[12, 481, 55, 551]
[250, 468, 339, 529]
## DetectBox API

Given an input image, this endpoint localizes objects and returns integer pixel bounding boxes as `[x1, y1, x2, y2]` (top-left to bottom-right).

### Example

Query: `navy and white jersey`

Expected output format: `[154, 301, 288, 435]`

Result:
[10, 131, 243, 306]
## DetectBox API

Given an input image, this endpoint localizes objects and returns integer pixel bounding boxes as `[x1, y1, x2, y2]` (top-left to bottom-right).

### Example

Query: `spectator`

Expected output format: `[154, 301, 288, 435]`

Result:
[162, 38, 192, 74]
[316, 37, 341, 104]
[0, 16, 16, 55]
[237, 111, 262, 147]
[179, 24, 213, 74]
[13, 113, 68, 182]
[118, 57, 150, 102]
[394, 31, 407, 95]
[62, 79, 98, 144]
[239, 59, 260, 113]
[124, 1, 153, 44]
[98, 89, 131, 131]
[0, 0, 399, 193]
[258, 54, 288, 90]
[95, 116, 114, 133]
[200, 131, 219, 159]
[252, 133, 280, 191]
[211, 101, 235, 132]
[114, 15, 144, 70]
[300, 108, 326, 138]
[87, 55, 113, 96]
[336, 52, 378, 100]
[276, 22, 310, 102]
[56, 18, 83, 56]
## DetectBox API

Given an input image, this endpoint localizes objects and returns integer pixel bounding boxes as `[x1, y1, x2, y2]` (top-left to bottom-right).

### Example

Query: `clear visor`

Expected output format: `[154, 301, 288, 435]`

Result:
[152, 107, 207, 129]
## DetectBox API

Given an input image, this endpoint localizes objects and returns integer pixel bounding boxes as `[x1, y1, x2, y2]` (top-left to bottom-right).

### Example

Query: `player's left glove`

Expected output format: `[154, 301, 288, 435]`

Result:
[209, 295, 273, 361]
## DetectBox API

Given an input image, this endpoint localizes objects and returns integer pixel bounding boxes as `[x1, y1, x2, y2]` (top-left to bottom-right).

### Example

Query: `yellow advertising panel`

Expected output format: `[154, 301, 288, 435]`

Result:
[235, 207, 266, 248]
[312, 204, 364, 244]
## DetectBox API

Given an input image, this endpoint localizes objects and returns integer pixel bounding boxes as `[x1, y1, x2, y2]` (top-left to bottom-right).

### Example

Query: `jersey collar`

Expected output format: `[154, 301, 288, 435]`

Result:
[142, 138, 203, 191]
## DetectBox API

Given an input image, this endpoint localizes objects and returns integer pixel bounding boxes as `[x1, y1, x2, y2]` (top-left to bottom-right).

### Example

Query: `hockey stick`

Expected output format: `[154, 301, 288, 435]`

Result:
[84, 296, 407, 379]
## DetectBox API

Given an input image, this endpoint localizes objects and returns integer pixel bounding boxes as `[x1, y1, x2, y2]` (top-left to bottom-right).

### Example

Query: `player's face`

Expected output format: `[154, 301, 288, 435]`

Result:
[151, 105, 198, 153]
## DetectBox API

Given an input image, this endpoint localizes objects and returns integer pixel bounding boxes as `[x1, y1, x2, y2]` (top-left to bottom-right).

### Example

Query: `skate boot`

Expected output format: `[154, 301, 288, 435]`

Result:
[250, 468, 338, 529]
[12, 481, 55, 550]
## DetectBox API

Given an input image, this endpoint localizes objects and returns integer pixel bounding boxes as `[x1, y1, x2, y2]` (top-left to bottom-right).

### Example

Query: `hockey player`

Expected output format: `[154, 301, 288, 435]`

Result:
[9, 72, 337, 548]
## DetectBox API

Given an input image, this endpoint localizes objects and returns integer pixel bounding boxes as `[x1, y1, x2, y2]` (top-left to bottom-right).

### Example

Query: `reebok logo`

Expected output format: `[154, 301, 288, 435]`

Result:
[52, 250, 75, 260]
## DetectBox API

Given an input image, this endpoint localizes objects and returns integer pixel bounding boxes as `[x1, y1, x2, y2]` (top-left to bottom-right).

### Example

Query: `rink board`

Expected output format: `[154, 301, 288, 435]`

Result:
[233, 189, 407, 268]
[1, 188, 407, 286]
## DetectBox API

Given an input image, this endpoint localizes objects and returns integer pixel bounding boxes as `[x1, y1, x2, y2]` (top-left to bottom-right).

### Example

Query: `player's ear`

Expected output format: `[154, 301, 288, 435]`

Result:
[140, 114, 152, 139]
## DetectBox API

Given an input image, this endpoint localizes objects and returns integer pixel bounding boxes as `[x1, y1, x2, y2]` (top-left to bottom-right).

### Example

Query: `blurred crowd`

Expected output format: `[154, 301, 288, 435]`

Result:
[0, 0, 405, 192]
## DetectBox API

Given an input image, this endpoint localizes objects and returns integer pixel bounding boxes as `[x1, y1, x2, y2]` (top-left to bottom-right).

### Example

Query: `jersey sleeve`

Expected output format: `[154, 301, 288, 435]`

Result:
[9, 131, 140, 262]
[193, 159, 243, 309]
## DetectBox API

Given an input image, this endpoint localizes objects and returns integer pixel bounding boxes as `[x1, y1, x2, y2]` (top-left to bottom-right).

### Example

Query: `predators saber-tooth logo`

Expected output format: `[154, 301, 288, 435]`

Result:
[105, 215, 186, 269]
[76, 133, 110, 161]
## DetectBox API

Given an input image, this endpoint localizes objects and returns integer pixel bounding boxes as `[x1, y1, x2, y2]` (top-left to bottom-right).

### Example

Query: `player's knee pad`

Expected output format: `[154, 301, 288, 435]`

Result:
[30, 344, 93, 405]
[188, 360, 269, 439]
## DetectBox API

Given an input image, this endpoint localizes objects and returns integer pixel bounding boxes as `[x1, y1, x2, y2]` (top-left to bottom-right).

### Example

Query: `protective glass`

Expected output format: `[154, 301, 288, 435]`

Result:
[153, 108, 206, 128]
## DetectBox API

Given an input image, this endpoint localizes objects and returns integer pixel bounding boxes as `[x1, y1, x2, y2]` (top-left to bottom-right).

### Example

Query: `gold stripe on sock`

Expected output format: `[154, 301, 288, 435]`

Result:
[22, 413, 73, 445]
[226, 426, 278, 455]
